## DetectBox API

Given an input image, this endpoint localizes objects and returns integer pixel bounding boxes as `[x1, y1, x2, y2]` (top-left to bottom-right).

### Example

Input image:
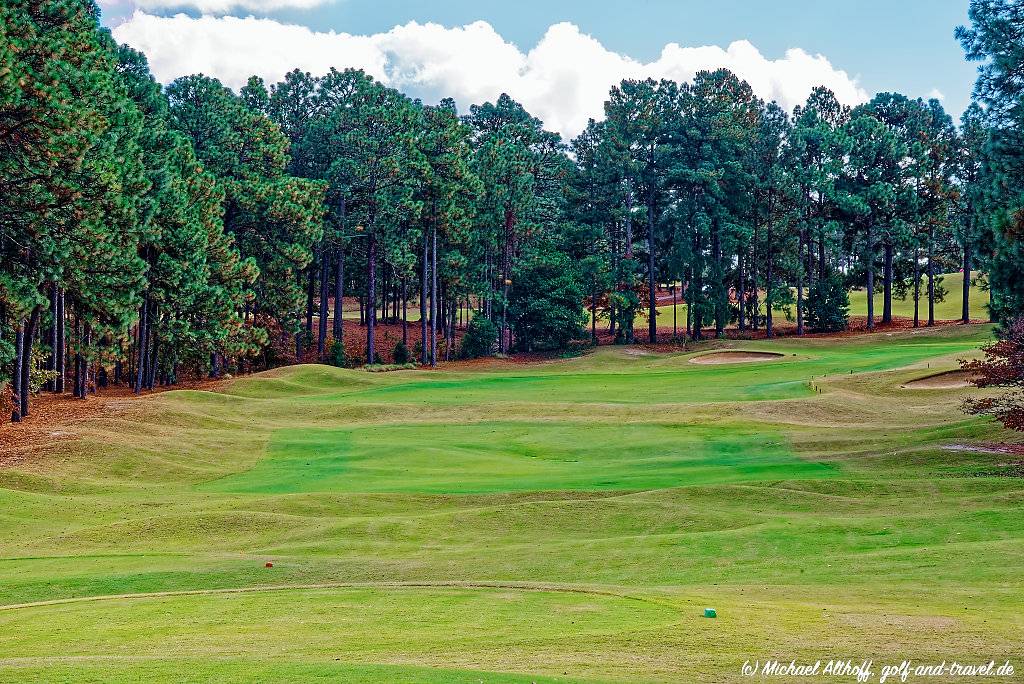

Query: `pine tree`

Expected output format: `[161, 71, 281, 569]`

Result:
[958, 0, 1024, 324]
[167, 75, 325, 361]
[835, 111, 907, 330]
[604, 79, 679, 343]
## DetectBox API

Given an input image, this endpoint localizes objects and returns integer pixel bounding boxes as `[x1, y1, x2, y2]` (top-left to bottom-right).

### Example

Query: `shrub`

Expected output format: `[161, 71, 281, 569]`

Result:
[325, 339, 346, 367]
[29, 366, 59, 395]
[806, 269, 850, 332]
[392, 341, 410, 364]
[962, 317, 1024, 431]
[362, 363, 419, 373]
[460, 318, 498, 359]
[508, 247, 588, 352]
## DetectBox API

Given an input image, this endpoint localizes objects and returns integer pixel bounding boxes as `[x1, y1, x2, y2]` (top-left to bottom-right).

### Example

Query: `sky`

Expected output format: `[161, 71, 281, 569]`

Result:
[97, 0, 981, 140]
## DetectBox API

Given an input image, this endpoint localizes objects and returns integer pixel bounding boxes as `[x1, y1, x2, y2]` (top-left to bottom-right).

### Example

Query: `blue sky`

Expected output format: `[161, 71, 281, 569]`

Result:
[278, 0, 977, 105]
[100, 0, 980, 138]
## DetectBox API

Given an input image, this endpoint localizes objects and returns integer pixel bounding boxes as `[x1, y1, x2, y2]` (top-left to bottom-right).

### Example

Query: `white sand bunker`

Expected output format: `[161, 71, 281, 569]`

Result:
[689, 351, 786, 365]
[902, 369, 979, 390]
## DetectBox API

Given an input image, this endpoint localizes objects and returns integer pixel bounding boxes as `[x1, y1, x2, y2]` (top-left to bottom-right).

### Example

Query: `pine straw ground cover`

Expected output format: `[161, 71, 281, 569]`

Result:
[0, 324, 1022, 682]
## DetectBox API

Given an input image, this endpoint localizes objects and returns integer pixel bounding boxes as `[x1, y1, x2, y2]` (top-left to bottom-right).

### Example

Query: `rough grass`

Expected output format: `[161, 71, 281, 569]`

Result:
[0, 324, 1022, 682]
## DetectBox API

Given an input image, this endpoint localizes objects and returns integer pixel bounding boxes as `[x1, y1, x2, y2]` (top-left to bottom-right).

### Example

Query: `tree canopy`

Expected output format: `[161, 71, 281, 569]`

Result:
[2, 0, 1021, 425]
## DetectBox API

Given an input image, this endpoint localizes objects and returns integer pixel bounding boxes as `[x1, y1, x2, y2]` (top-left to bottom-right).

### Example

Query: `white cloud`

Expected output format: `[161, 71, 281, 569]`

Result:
[112, 13, 869, 140]
[927, 88, 945, 101]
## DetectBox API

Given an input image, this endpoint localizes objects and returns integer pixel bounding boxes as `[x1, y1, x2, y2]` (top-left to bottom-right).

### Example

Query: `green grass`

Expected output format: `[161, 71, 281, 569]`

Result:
[0, 324, 1022, 682]
[203, 422, 835, 494]
[622, 272, 988, 330]
[848, 271, 989, 320]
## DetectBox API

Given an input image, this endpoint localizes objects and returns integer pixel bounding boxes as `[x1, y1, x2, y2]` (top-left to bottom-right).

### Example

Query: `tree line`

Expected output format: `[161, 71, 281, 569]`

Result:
[3, 0, 1024, 425]
[957, 0, 1024, 433]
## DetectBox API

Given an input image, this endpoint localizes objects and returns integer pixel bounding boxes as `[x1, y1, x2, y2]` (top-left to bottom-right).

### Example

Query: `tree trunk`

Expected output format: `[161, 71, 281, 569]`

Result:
[672, 284, 678, 339]
[82, 323, 92, 396]
[818, 230, 826, 281]
[692, 228, 703, 341]
[913, 245, 921, 328]
[55, 288, 65, 393]
[484, 250, 492, 321]
[430, 220, 438, 367]
[73, 315, 85, 398]
[72, 318, 81, 399]
[366, 232, 377, 365]
[439, 289, 447, 351]
[317, 249, 329, 358]
[865, 224, 875, 331]
[134, 291, 149, 395]
[962, 231, 971, 324]
[624, 180, 634, 259]
[713, 217, 726, 338]
[421, 228, 429, 365]
[19, 306, 39, 417]
[685, 272, 693, 339]
[882, 240, 893, 324]
[500, 207, 515, 353]
[147, 320, 158, 391]
[806, 232, 815, 291]
[500, 276, 509, 354]
[750, 241, 760, 331]
[609, 220, 619, 338]
[333, 247, 344, 342]
[10, 322, 24, 422]
[766, 221, 774, 339]
[305, 262, 315, 334]
[796, 230, 805, 336]
[927, 227, 935, 327]
[402, 277, 409, 347]
[446, 297, 455, 362]
[737, 251, 746, 331]
[47, 287, 58, 392]
[647, 194, 657, 343]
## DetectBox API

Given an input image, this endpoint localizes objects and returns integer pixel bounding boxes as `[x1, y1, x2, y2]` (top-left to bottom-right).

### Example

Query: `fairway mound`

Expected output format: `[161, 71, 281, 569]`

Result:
[902, 369, 979, 390]
[689, 351, 785, 365]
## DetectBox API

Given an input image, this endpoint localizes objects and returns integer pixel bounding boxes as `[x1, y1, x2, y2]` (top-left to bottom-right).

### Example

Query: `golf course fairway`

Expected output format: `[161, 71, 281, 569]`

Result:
[0, 324, 1022, 682]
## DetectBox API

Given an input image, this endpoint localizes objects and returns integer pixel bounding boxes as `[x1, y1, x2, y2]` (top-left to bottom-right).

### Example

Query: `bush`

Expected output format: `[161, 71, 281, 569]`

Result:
[963, 317, 1024, 430]
[508, 247, 587, 352]
[806, 269, 850, 332]
[392, 341, 410, 364]
[362, 363, 419, 373]
[459, 318, 498, 359]
[325, 339, 346, 367]
[29, 366, 59, 395]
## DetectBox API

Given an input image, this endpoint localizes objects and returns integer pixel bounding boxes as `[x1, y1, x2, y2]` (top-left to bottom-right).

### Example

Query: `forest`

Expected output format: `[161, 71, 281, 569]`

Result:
[3, 0, 1024, 425]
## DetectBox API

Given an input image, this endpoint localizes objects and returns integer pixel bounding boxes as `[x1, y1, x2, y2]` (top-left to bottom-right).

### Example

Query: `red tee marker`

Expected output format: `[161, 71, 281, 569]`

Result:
[265, 562, 273, 568]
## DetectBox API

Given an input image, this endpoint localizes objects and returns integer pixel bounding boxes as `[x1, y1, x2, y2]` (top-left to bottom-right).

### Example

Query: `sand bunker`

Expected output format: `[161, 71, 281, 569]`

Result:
[689, 351, 785, 365]
[902, 369, 979, 390]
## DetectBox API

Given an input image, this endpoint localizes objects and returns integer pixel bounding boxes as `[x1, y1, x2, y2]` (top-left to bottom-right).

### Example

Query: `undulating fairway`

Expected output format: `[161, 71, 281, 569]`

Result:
[1, 325, 1022, 682]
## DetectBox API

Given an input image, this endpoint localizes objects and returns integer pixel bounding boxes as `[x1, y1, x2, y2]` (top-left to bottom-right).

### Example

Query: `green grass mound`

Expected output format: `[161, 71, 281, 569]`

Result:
[0, 324, 1020, 682]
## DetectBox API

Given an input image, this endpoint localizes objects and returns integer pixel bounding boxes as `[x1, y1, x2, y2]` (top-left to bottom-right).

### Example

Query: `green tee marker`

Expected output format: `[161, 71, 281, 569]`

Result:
[704, 608, 717, 618]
